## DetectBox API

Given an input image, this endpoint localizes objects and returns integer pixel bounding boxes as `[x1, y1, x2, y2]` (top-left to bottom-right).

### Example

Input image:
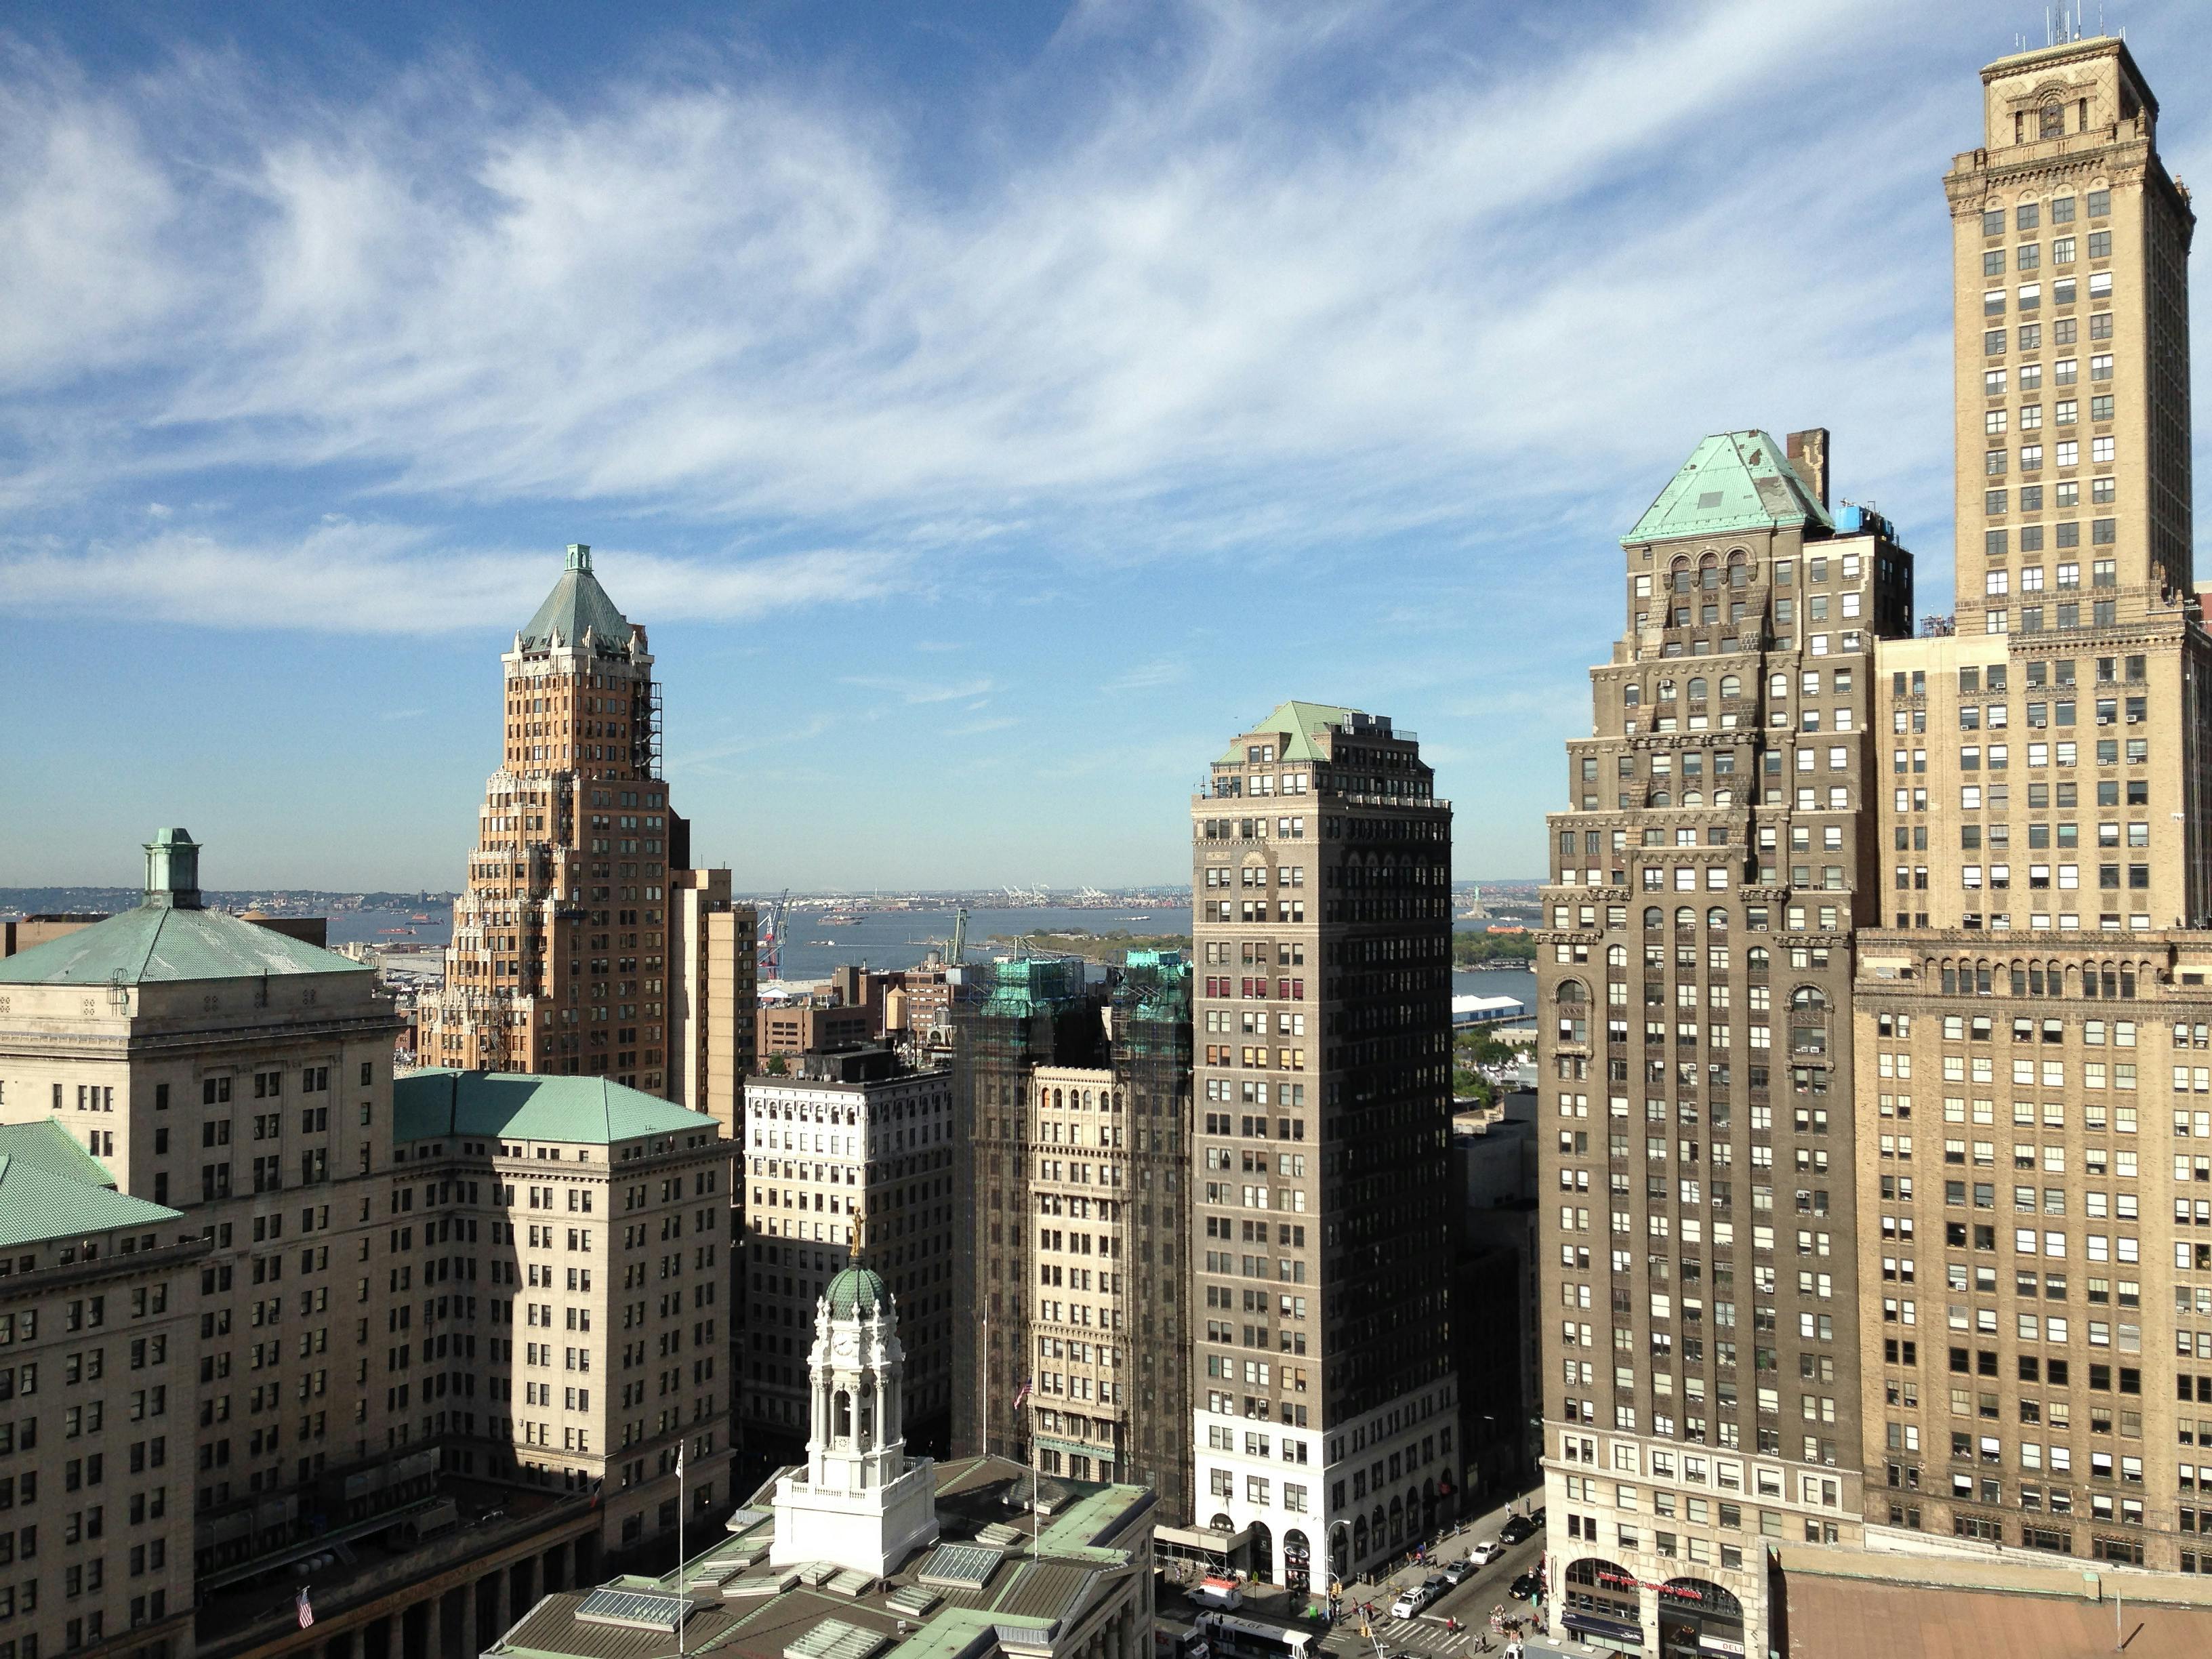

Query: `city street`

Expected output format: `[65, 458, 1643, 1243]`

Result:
[1323, 1530, 1546, 1659]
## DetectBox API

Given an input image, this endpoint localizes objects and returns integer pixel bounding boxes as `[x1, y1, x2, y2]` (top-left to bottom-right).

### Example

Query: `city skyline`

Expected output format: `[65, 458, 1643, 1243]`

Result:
[12, 1, 2212, 892]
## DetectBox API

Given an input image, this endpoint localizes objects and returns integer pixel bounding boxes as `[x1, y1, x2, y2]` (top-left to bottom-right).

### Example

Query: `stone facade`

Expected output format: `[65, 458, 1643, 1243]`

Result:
[1191, 703, 1457, 1593]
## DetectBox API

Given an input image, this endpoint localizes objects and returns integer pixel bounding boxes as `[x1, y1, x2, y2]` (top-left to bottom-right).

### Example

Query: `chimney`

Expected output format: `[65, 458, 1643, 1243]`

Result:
[1786, 429, 1830, 510]
[144, 827, 204, 910]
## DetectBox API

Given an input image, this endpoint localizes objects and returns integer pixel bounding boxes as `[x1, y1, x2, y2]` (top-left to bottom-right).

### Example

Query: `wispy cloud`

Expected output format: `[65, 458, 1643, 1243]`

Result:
[0, 523, 901, 632]
[1105, 659, 1190, 693]
[0, 0, 2060, 629]
[839, 675, 996, 705]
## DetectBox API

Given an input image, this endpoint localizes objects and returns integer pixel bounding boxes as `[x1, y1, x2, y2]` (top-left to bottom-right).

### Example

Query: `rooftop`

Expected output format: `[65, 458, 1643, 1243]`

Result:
[518, 544, 638, 655]
[0, 899, 371, 987]
[0, 1147, 181, 1248]
[489, 1458, 1153, 1659]
[1216, 700, 1358, 766]
[1621, 429, 1832, 546]
[0, 1119, 120, 1189]
[394, 1069, 718, 1147]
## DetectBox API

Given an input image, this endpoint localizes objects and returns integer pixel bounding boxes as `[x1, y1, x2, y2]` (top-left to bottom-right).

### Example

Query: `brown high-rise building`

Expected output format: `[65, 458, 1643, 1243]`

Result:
[1189, 703, 1458, 1594]
[418, 544, 672, 1086]
[419, 544, 731, 1101]
[1538, 32, 2212, 1655]
[1535, 438, 1912, 1654]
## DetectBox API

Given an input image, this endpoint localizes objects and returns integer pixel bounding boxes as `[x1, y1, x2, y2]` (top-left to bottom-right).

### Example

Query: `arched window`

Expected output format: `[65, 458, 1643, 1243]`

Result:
[1671, 559, 1692, 594]
[1644, 907, 1664, 930]
[1650, 791, 1672, 806]
[2040, 105, 2064, 139]
[1675, 907, 1697, 931]
[1719, 675, 1741, 699]
[1706, 907, 1729, 932]
[1658, 680, 1679, 702]
[833, 1390, 853, 1441]
[1623, 683, 1643, 707]
[1687, 678, 1708, 701]
[1746, 947, 1771, 975]
[1558, 979, 1589, 1004]
[1790, 987, 1829, 1010]
[1607, 944, 1628, 967]
[1727, 554, 1748, 589]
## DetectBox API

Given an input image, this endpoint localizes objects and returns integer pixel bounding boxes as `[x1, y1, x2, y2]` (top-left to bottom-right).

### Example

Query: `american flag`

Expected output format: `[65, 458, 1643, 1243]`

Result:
[296, 1586, 314, 1629]
[1013, 1378, 1033, 1409]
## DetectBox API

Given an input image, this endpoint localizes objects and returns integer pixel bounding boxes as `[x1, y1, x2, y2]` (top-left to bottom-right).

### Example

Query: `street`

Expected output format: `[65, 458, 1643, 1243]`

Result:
[1322, 1532, 1545, 1659]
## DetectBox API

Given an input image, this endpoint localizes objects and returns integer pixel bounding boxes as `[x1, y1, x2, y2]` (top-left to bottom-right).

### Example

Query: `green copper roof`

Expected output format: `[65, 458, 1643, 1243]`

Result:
[0, 1153, 180, 1248]
[0, 903, 372, 986]
[518, 544, 635, 653]
[1216, 700, 1357, 766]
[823, 1264, 889, 1318]
[978, 956, 1084, 1018]
[1622, 430, 1833, 546]
[0, 1120, 119, 1189]
[394, 1069, 718, 1145]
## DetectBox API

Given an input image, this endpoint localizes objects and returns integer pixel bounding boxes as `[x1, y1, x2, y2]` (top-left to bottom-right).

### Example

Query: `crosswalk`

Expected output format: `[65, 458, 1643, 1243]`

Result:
[1350, 1615, 1491, 1653]
[1339, 1610, 1537, 1656]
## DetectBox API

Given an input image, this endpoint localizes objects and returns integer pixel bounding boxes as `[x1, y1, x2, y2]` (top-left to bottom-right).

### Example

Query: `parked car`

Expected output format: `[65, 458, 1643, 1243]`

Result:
[1498, 1515, 1536, 1546]
[1442, 1559, 1475, 1586]
[1510, 1570, 1544, 1601]
[1422, 1575, 1449, 1599]
[1466, 1538, 1502, 1566]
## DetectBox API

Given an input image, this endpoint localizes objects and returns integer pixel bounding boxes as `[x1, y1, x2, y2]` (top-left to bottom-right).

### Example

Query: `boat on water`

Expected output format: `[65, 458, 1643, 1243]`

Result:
[819, 912, 862, 926]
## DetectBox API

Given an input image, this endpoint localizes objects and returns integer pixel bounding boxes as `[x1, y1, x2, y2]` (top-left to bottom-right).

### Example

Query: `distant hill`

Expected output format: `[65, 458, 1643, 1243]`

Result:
[1, 888, 455, 918]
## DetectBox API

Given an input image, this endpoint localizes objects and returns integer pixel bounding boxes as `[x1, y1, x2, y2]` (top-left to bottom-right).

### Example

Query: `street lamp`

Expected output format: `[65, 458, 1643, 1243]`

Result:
[1324, 1519, 1355, 1621]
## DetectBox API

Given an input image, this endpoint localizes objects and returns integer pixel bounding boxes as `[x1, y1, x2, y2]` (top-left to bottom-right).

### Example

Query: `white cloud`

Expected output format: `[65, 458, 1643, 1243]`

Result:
[0, 523, 899, 633]
[0, 0, 2083, 619]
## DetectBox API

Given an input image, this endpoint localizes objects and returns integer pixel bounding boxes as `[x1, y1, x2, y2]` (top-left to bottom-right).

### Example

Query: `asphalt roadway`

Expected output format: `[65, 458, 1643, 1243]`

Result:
[1322, 1530, 1547, 1659]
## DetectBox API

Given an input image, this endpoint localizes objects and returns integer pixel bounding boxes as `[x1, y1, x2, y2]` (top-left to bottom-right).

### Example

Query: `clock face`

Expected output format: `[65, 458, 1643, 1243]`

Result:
[833, 1333, 859, 1361]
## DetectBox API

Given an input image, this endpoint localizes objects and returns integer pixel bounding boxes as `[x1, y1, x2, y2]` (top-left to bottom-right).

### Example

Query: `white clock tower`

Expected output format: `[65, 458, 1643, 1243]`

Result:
[771, 1219, 940, 1576]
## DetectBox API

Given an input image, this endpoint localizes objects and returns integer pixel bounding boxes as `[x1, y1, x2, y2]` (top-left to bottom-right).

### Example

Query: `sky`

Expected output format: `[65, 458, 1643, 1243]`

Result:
[5, 0, 2211, 895]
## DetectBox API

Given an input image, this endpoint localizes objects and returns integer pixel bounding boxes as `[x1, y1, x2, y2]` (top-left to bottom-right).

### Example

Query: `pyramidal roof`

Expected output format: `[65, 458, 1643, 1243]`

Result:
[0, 1152, 180, 1248]
[394, 1069, 716, 1145]
[0, 903, 371, 987]
[1216, 700, 1358, 766]
[1622, 430, 1833, 546]
[518, 544, 636, 653]
[0, 1120, 121, 1189]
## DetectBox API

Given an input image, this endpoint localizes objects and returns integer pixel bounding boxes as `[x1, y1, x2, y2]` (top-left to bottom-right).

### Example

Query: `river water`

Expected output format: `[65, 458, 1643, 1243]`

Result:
[327, 901, 1536, 1016]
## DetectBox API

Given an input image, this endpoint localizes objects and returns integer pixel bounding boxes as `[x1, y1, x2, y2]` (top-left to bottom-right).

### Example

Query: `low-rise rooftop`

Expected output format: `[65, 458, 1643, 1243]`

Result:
[394, 1069, 720, 1147]
[489, 1458, 1154, 1659]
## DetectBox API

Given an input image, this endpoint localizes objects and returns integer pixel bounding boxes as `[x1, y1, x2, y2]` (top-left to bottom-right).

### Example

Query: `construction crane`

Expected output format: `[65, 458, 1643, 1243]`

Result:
[756, 889, 791, 979]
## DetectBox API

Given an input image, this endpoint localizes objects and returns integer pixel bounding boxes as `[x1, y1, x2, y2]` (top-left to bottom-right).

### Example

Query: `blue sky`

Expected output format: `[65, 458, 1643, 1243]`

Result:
[5, 0, 2211, 894]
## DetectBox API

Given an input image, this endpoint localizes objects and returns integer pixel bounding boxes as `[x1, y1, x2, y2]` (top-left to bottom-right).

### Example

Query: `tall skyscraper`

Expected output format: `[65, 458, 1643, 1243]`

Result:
[1539, 32, 2211, 1654]
[1191, 702, 1456, 1594]
[1536, 443, 1913, 1655]
[417, 544, 681, 1094]
[1856, 35, 2204, 1572]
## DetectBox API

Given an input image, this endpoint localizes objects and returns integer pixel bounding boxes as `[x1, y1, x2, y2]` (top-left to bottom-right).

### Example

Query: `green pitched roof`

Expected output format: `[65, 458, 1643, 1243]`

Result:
[0, 903, 372, 986]
[0, 1120, 119, 1189]
[824, 1264, 888, 1318]
[1622, 430, 1833, 546]
[394, 1069, 718, 1145]
[1216, 700, 1357, 766]
[518, 545, 634, 653]
[0, 1153, 180, 1248]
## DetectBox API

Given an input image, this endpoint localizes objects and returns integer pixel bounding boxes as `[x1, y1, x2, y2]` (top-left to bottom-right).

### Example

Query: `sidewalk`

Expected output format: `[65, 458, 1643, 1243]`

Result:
[1333, 1483, 1546, 1605]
